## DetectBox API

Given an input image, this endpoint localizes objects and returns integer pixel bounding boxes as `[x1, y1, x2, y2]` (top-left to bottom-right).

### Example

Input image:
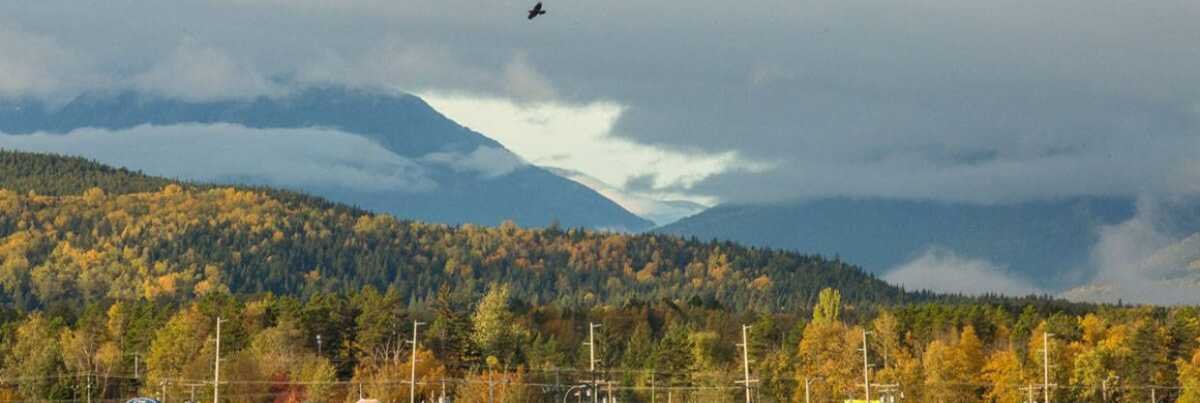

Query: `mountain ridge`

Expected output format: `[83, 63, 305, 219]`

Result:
[0, 86, 653, 230]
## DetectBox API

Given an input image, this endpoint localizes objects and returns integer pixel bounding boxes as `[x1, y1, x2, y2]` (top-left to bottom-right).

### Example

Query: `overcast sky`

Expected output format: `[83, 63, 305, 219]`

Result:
[1, 0, 1198, 206]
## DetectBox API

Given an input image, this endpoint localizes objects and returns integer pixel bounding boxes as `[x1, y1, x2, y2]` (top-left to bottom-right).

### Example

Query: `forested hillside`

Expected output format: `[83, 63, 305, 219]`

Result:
[0, 150, 906, 312]
[3, 151, 1200, 402]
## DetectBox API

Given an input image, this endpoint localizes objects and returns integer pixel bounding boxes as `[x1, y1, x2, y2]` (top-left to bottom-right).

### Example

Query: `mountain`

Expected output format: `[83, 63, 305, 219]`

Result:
[0, 86, 653, 231]
[656, 197, 1183, 290]
[0, 150, 925, 311]
[546, 167, 708, 226]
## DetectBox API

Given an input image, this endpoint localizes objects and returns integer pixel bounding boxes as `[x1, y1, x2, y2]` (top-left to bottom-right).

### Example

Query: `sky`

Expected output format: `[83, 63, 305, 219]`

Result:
[2, 0, 1200, 300]
[3, 0, 1196, 207]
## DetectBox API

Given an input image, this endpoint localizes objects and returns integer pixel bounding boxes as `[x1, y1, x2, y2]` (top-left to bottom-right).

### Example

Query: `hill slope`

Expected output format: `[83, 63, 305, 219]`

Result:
[0, 87, 653, 230]
[658, 198, 1159, 289]
[0, 151, 912, 310]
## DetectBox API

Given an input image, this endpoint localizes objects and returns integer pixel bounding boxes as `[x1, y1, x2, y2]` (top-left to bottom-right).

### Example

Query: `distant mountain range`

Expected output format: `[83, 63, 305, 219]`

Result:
[0, 86, 653, 230]
[656, 197, 1200, 291]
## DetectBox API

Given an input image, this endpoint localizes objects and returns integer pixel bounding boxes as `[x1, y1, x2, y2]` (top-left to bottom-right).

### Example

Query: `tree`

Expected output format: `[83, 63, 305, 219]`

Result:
[812, 288, 841, 325]
[2, 313, 69, 400]
[793, 322, 857, 402]
[471, 283, 527, 365]
[982, 349, 1024, 403]
[1178, 348, 1200, 403]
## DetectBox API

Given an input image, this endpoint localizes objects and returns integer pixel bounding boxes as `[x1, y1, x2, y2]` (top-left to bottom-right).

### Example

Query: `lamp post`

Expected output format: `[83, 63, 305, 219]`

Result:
[563, 385, 588, 403]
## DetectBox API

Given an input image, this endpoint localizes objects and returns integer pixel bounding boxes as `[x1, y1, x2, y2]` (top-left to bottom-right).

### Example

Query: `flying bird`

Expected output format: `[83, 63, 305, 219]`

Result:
[527, 2, 546, 20]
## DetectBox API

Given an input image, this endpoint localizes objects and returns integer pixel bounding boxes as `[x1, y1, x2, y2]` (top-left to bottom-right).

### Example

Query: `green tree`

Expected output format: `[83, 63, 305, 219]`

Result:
[812, 288, 841, 325]
[3, 313, 69, 400]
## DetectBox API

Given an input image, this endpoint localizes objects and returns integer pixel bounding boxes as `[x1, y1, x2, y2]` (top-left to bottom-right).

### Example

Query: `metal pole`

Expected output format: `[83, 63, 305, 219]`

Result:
[586, 322, 602, 403]
[214, 317, 222, 403]
[563, 385, 585, 403]
[740, 324, 753, 403]
[410, 321, 425, 403]
[1043, 332, 1052, 403]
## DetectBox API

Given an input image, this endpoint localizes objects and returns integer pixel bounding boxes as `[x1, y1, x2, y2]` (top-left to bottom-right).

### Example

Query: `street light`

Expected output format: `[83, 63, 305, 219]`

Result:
[563, 385, 588, 403]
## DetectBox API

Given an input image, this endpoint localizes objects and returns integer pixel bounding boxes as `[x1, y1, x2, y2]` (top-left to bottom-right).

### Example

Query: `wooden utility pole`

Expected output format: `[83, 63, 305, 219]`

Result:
[735, 325, 758, 402]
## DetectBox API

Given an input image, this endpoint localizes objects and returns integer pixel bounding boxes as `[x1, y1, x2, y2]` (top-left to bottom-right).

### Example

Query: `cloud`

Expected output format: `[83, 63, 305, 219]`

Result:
[0, 124, 435, 193]
[1063, 196, 1200, 305]
[4, 0, 1200, 206]
[422, 146, 527, 178]
[420, 93, 769, 206]
[884, 247, 1045, 296]
[548, 167, 708, 226]
[132, 40, 285, 101]
[297, 41, 557, 102]
[0, 24, 95, 100]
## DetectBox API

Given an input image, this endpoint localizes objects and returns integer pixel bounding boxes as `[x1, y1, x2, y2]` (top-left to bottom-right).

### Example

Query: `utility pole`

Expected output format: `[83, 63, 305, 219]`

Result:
[1042, 332, 1053, 403]
[126, 353, 142, 379]
[1020, 385, 1035, 403]
[185, 383, 201, 403]
[736, 324, 757, 402]
[862, 330, 872, 403]
[408, 321, 425, 403]
[584, 322, 602, 403]
[487, 370, 495, 403]
[214, 317, 222, 403]
[1150, 387, 1156, 403]
[650, 372, 656, 403]
[1102, 375, 1119, 402]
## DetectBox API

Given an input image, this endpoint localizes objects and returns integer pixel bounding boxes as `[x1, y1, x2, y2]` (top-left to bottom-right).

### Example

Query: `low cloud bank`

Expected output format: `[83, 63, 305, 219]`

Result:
[884, 247, 1045, 296]
[1064, 197, 1200, 305]
[0, 124, 438, 193]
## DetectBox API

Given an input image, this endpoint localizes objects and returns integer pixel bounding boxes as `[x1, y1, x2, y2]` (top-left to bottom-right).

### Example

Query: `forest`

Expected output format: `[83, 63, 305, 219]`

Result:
[2, 150, 1199, 402]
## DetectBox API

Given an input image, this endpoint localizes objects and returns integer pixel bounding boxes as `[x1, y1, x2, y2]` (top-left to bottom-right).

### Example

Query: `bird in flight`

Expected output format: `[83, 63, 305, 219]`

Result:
[528, 2, 546, 20]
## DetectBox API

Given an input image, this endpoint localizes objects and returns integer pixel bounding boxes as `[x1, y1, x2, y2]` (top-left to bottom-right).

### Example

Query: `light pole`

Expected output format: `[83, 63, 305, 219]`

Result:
[213, 317, 223, 403]
[409, 321, 425, 403]
[316, 334, 322, 356]
[1042, 332, 1053, 403]
[563, 384, 588, 403]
